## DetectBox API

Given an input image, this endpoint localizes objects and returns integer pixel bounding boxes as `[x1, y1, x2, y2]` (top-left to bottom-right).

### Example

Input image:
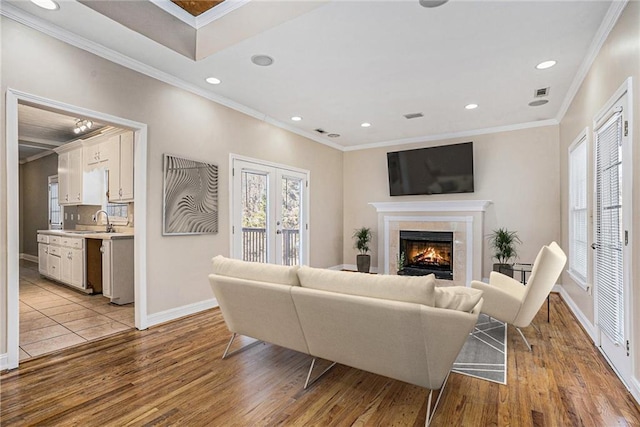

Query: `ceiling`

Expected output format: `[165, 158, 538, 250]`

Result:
[5, 0, 618, 152]
[18, 104, 107, 162]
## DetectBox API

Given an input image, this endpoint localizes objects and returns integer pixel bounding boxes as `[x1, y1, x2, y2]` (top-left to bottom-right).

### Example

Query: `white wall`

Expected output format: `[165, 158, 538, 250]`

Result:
[558, 1, 640, 394]
[343, 125, 562, 277]
[0, 17, 344, 353]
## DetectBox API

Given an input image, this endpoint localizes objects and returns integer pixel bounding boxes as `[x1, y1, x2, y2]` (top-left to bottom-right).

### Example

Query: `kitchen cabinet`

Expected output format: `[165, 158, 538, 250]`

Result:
[38, 243, 49, 275]
[83, 136, 111, 169]
[38, 232, 86, 291]
[108, 131, 134, 202]
[56, 143, 103, 206]
[101, 239, 134, 304]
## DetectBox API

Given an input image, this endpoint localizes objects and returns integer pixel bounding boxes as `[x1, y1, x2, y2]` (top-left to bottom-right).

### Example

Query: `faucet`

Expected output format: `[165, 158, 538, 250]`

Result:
[95, 210, 114, 233]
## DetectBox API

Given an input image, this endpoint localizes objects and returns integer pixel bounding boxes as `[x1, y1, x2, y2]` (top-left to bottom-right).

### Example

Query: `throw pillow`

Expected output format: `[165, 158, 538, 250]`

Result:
[434, 286, 482, 312]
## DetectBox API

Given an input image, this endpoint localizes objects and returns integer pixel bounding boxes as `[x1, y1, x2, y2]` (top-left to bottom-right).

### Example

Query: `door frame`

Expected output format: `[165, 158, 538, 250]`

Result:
[229, 154, 310, 265]
[591, 77, 634, 386]
[3, 88, 149, 370]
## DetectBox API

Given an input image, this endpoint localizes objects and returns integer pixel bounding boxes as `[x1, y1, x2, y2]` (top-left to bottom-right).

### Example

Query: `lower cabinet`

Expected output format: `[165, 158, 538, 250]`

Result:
[61, 248, 84, 289]
[101, 239, 134, 305]
[38, 243, 49, 275]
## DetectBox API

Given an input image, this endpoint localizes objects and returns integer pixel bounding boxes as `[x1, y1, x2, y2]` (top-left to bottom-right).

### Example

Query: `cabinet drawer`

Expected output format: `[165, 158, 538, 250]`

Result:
[37, 234, 50, 244]
[48, 246, 62, 257]
[61, 237, 83, 249]
[50, 236, 61, 245]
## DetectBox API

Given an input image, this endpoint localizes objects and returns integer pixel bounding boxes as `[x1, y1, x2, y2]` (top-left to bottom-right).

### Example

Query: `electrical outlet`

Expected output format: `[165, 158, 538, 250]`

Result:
[64, 213, 68, 220]
[77, 214, 80, 221]
[70, 214, 74, 220]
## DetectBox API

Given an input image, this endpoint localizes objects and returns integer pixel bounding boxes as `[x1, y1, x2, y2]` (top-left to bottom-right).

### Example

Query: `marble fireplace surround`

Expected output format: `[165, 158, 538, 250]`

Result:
[370, 201, 492, 287]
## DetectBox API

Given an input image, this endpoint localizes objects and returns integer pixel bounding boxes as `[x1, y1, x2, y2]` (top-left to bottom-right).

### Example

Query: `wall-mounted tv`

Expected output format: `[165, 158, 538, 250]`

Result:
[387, 142, 474, 196]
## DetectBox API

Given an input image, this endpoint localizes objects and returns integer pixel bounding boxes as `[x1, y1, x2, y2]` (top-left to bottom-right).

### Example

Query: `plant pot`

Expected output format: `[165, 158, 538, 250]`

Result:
[493, 263, 514, 278]
[357, 254, 371, 273]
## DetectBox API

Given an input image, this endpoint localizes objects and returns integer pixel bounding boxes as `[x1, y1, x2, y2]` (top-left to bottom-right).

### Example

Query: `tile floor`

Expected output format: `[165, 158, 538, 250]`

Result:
[19, 259, 134, 361]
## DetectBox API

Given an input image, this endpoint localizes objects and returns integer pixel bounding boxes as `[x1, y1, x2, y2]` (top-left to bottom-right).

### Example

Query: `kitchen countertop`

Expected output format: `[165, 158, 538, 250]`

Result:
[37, 229, 134, 240]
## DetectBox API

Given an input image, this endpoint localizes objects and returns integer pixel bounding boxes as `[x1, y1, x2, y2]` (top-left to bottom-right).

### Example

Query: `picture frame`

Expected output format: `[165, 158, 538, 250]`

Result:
[162, 154, 218, 235]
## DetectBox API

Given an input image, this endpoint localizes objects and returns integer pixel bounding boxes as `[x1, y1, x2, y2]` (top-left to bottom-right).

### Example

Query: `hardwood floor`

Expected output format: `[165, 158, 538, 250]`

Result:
[2, 293, 639, 426]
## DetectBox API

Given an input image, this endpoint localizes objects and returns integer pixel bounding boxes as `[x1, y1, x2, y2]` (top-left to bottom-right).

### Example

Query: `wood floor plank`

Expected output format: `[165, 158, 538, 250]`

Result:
[2, 294, 639, 426]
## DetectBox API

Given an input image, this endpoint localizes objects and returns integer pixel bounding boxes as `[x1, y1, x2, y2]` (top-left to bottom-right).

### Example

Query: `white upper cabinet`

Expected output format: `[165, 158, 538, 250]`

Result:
[108, 131, 134, 202]
[83, 135, 111, 170]
[57, 142, 103, 206]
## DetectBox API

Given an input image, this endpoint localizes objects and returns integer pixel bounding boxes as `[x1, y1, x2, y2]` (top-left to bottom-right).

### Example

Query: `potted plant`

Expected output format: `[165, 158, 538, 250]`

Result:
[488, 227, 521, 277]
[353, 227, 372, 273]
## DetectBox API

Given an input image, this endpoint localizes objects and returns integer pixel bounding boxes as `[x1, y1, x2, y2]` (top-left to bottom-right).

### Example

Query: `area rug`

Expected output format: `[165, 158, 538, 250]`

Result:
[452, 314, 507, 384]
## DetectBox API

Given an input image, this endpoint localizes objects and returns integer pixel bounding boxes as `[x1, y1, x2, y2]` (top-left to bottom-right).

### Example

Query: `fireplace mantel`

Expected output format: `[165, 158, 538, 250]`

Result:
[370, 200, 492, 213]
[371, 200, 491, 285]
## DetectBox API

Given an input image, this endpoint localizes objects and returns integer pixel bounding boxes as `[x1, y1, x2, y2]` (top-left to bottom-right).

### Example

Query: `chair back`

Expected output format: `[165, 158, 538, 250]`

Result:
[513, 242, 567, 327]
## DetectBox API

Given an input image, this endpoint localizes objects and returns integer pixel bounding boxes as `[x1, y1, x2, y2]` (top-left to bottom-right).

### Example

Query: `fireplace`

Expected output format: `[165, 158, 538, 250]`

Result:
[399, 230, 453, 279]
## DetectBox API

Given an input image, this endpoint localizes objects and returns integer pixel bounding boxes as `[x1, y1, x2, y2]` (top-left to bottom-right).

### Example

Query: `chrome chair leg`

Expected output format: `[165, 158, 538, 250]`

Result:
[304, 357, 337, 389]
[425, 371, 450, 426]
[516, 327, 532, 351]
[222, 333, 262, 359]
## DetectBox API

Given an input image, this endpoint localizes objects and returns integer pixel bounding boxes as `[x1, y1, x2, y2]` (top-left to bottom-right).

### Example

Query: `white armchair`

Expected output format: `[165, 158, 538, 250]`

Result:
[471, 241, 567, 350]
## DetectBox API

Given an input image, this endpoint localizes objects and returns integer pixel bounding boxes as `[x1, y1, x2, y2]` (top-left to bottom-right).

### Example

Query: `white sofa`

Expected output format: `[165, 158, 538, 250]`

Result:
[208, 256, 483, 425]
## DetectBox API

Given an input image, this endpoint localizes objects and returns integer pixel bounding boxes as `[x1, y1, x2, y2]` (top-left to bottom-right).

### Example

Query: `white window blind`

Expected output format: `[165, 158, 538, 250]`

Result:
[568, 136, 588, 285]
[594, 111, 624, 345]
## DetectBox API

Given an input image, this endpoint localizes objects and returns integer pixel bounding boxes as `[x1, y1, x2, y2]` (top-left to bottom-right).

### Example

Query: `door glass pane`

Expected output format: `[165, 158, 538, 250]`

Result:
[241, 171, 268, 263]
[281, 176, 301, 266]
[49, 180, 62, 230]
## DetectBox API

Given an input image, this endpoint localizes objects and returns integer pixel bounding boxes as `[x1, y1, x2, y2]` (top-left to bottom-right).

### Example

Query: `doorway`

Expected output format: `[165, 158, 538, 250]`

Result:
[231, 156, 309, 266]
[593, 81, 633, 385]
[4, 89, 148, 370]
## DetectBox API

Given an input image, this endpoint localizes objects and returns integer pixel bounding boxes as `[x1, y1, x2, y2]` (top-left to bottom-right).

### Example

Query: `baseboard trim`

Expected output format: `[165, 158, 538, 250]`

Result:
[20, 253, 38, 263]
[146, 298, 219, 328]
[631, 377, 640, 406]
[557, 285, 597, 343]
[0, 353, 9, 371]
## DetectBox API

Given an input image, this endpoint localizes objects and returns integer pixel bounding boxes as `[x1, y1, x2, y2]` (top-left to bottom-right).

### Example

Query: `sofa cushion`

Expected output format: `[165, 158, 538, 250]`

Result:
[211, 255, 300, 286]
[297, 266, 436, 306]
[434, 286, 483, 312]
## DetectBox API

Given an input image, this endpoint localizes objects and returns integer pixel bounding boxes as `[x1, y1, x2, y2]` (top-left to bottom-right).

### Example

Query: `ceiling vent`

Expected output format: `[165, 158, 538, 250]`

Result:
[534, 87, 550, 98]
[403, 112, 424, 119]
[314, 128, 327, 134]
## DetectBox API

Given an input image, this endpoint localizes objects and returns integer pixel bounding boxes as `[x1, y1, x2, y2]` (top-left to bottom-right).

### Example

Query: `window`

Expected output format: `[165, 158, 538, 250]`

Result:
[568, 130, 588, 288]
[48, 175, 62, 230]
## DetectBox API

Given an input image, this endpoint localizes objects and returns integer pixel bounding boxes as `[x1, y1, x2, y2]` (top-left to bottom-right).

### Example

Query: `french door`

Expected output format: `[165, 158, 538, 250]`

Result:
[231, 157, 308, 266]
[593, 90, 632, 384]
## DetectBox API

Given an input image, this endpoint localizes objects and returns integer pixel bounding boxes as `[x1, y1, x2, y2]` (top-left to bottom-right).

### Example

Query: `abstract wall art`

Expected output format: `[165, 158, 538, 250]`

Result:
[163, 154, 219, 235]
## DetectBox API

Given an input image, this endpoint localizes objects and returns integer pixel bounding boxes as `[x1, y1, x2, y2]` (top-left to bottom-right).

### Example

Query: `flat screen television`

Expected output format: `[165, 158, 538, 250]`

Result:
[387, 142, 474, 196]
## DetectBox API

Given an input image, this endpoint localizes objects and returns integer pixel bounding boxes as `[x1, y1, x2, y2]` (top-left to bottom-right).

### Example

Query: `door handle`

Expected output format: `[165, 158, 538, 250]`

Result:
[591, 243, 599, 250]
[276, 230, 282, 235]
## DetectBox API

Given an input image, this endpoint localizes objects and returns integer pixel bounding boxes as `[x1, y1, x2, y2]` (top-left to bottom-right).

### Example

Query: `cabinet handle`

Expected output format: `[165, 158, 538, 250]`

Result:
[77, 193, 81, 200]
[119, 188, 122, 197]
[100, 246, 105, 253]
[65, 194, 69, 202]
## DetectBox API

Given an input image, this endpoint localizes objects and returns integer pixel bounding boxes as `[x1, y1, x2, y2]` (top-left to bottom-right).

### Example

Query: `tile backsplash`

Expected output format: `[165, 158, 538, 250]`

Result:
[63, 203, 134, 232]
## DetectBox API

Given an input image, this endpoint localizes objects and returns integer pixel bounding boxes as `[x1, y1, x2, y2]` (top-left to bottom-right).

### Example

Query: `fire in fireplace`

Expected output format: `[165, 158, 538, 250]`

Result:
[399, 230, 453, 279]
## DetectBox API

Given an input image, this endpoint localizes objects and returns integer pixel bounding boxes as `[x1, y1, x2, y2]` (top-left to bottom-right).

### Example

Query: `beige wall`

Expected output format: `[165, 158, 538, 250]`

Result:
[343, 125, 562, 277]
[1, 18, 343, 352]
[19, 154, 58, 257]
[559, 1, 640, 380]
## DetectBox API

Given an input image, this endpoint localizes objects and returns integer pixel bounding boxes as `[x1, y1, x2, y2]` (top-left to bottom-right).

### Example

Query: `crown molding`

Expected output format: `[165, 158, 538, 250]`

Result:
[555, 0, 629, 123]
[148, 0, 196, 27]
[343, 119, 558, 152]
[196, 0, 251, 29]
[19, 149, 56, 165]
[0, 3, 343, 153]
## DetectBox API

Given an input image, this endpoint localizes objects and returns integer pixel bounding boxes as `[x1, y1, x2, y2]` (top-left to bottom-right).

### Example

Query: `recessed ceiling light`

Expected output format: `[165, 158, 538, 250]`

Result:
[528, 99, 549, 107]
[205, 77, 221, 85]
[465, 104, 478, 110]
[361, 122, 371, 128]
[536, 60, 557, 70]
[419, 0, 448, 7]
[291, 116, 302, 121]
[30, 0, 59, 10]
[251, 55, 274, 67]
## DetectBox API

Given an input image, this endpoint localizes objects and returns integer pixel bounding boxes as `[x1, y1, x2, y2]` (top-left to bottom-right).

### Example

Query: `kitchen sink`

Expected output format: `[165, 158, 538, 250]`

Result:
[62, 230, 100, 234]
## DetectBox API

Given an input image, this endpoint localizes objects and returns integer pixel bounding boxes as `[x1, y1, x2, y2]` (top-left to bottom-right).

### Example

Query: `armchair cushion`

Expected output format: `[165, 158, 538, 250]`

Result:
[434, 286, 483, 312]
[470, 273, 525, 324]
